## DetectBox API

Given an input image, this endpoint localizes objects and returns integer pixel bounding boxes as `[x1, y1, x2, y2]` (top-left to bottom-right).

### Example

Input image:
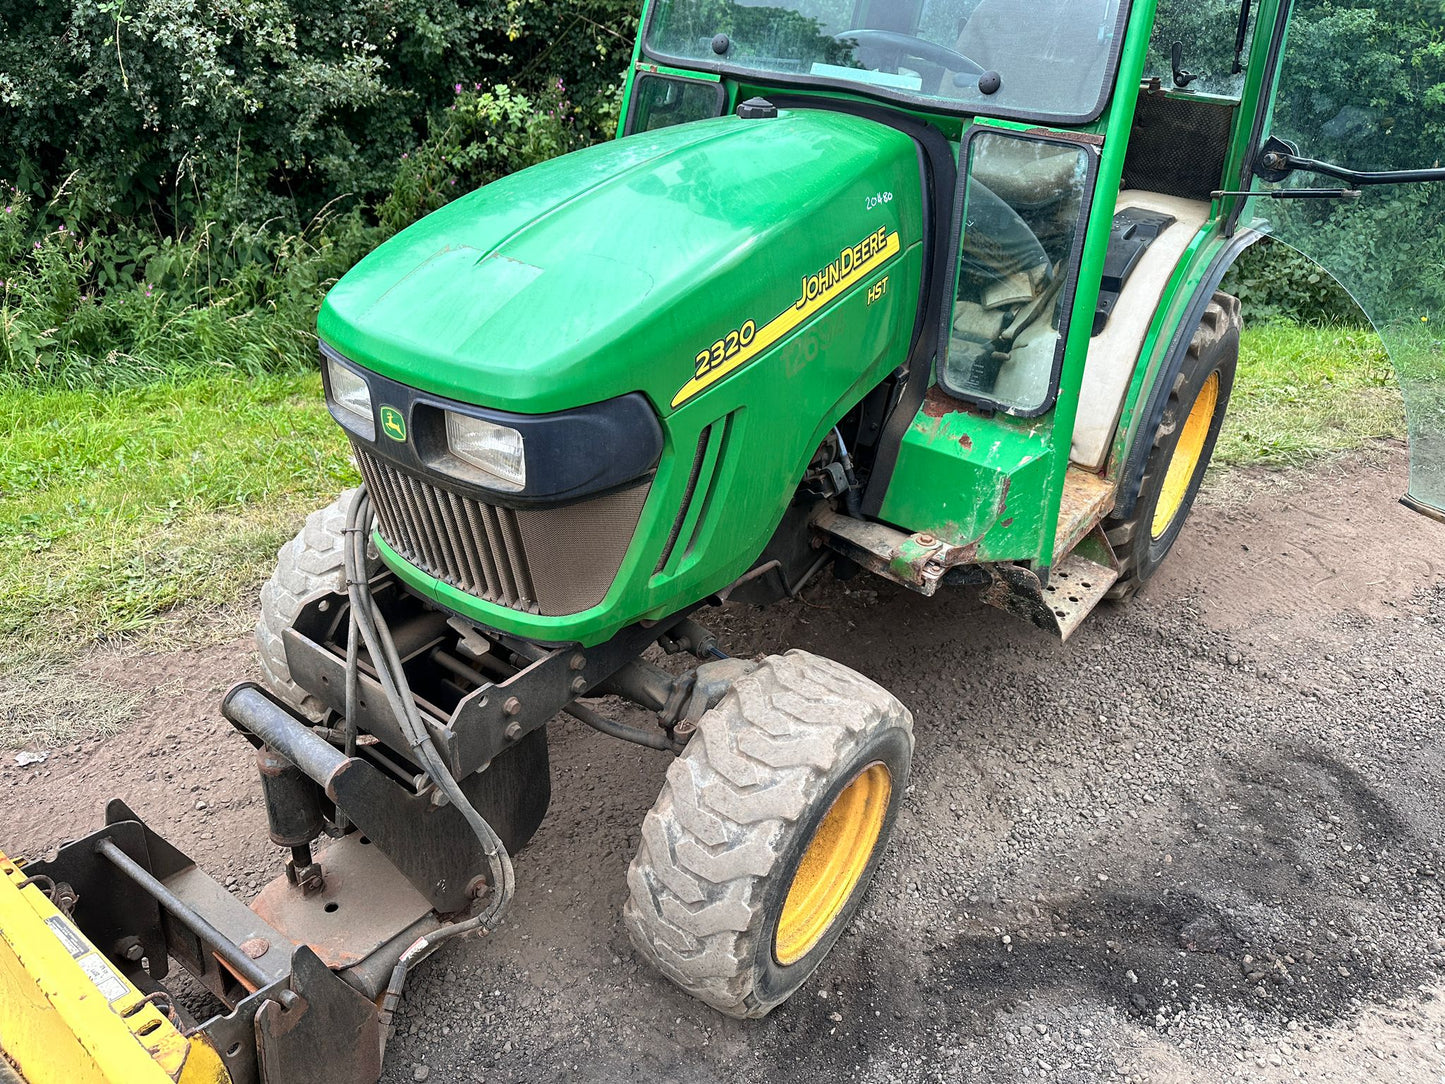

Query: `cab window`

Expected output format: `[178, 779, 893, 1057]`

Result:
[938, 130, 1094, 415]
[643, 0, 1127, 122]
[1146, 0, 1257, 100]
[625, 74, 728, 135]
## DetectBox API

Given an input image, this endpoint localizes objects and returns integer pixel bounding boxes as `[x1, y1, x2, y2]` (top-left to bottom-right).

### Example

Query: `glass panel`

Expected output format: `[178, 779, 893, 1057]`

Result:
[1253, 0, 1445, 515]
[1145, 0, 1256, 99]
[939, 132, 1091, 414]
[626, 74, 725, 135]
[644, 0, 1126, 120]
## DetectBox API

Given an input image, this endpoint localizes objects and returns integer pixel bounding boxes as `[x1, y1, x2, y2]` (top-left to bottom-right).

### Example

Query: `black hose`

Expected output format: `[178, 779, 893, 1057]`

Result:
[343, 492, 514, 911]
[342, 491, 515, 1059]
[564, 701, 672, 751]
[833, 426, 864, 518]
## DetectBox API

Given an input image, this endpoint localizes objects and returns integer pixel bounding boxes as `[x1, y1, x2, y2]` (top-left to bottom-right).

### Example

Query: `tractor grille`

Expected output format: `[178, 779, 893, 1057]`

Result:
[355, 448, 650, 616]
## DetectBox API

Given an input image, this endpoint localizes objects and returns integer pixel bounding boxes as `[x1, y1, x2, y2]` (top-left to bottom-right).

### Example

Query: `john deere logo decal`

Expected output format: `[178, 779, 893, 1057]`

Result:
[672, 225, 902, 408]
[380, 406, 407, 441]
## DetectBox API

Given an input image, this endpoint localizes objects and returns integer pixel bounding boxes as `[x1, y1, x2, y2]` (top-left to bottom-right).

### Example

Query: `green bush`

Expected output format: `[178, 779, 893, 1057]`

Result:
[0, 0, 635, 389]
[0, 0, 635, 228]
[1223, 240, 1368, 326]
[0, 83, 614, 388]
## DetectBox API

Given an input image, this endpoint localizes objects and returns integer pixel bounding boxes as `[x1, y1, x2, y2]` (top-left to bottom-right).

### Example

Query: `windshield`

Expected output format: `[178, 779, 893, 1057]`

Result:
[644, 0, 1126, 120]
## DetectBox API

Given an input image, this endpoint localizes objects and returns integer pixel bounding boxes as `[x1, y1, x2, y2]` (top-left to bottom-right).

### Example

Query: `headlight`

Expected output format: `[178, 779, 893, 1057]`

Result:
[327, 357, 374, 439]
[445, 412, 526, 490]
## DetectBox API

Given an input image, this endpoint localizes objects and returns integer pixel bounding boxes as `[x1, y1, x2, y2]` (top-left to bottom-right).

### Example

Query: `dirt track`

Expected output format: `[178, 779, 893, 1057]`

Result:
[4, 444, 1444, 1083]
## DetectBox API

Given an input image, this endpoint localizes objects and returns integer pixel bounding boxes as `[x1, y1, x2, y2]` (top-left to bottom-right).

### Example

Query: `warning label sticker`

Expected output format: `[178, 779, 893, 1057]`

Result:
[44, 914, 86, 958]
[77, 951, 129, 1004]
[45, 913, 130, 1003]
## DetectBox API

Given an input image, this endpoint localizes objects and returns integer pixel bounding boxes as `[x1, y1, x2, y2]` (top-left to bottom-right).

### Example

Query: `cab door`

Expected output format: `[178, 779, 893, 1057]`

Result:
[1241, 0, 1445, 520]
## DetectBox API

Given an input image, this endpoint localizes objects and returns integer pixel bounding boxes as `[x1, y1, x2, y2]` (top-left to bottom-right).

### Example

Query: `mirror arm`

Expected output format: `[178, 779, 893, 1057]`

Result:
[1256, 136, 1445, 186]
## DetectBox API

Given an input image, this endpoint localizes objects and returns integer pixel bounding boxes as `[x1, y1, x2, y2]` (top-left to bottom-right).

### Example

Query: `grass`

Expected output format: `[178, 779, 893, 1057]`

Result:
[0, 369, 356, 744]
[0, 320, 1412, 747]
[1215, 321, 1404, 468]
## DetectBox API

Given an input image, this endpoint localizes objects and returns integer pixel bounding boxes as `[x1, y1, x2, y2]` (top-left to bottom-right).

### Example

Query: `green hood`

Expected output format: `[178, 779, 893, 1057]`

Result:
[318, 108, 921, 416]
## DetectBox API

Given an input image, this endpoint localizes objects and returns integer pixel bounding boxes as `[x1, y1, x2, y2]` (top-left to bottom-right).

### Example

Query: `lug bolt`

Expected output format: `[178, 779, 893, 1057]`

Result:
[503, 696, 521, 716]
[504, 721, 523, 741]
[115, 936, 144, 962]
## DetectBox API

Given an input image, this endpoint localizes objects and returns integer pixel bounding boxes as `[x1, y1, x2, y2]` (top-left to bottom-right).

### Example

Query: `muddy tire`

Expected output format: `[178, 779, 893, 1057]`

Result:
[255, 488, 376, 720]
[623, 650, 913, 1018]
[1106, 292, 1241, 600]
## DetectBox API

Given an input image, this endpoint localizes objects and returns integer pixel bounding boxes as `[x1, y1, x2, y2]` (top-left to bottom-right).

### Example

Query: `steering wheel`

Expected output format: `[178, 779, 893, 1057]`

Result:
[831, 29, 984, 78]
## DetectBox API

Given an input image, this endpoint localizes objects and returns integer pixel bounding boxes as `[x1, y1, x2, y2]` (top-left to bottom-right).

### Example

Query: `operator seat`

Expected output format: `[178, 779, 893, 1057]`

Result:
[955, 0, 1117, 114]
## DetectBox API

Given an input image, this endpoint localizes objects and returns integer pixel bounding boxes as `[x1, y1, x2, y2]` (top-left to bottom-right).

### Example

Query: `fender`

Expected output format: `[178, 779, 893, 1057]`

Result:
[1112, 226, 1263, 521]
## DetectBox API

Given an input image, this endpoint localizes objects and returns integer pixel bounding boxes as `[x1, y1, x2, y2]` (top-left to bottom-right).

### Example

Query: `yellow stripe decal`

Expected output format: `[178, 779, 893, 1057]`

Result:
[671, 227, 902, 408]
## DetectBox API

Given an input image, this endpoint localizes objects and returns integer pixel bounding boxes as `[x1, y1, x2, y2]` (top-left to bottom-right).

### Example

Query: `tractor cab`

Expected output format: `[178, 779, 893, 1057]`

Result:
[624, 0, 1445, 538]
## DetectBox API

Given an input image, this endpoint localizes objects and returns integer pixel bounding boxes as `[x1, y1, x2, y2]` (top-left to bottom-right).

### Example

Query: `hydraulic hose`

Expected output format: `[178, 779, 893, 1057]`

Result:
[832, 426, 863, 519]
[336, 573, 361, 835]
[341, 490, 515, 1057]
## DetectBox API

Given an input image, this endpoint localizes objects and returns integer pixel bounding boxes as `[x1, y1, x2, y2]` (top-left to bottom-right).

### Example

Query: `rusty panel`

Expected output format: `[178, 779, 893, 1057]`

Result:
[251, 835, 437, 973]
[1053, 467, 1117, 563]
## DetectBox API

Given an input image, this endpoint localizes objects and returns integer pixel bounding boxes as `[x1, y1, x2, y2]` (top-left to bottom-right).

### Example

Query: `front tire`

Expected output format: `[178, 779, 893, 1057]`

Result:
[255, 488, 377, 719]
[623, 650, 913, 1018]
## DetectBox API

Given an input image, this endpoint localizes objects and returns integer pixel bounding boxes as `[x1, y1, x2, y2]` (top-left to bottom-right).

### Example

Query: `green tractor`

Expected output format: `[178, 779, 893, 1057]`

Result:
[6, 1, 1443, 1082]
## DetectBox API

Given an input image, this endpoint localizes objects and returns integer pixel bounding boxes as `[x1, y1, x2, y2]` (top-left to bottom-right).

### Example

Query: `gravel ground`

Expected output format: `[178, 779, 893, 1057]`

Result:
[4, 445, 1443, 1084]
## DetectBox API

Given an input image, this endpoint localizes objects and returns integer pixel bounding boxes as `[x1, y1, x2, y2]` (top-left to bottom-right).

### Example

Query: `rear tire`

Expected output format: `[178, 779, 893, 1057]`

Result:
[255, 489, 377, 719]
[623, 650, 913, 1018]
[1106, 292, 1241, 599]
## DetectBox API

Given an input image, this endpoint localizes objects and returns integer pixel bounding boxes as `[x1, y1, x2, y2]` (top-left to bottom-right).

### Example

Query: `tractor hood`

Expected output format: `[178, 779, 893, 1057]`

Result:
[318, 108, 922, 416]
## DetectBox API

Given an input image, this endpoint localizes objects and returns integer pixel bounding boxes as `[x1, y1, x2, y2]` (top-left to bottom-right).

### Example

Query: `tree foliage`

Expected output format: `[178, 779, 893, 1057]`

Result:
[0, 0, 636, 230]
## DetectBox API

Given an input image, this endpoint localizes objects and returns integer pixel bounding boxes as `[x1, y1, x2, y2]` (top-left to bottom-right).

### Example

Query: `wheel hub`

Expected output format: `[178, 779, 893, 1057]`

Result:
[774, 761, 891, 966]
[1152, 370, 1220, 539]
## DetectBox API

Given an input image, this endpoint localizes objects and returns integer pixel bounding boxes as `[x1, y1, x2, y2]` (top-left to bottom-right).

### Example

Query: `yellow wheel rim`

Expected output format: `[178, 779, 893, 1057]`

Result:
[774, 762, 892, 966]
[1151, 371, 1220, 540]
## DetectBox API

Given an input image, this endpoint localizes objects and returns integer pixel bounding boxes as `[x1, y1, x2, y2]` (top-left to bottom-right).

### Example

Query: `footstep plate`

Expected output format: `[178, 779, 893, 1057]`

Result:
[982, 527, 1120, 641]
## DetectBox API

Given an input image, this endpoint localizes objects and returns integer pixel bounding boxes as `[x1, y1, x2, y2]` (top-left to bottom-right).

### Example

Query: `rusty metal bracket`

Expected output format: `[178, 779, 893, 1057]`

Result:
[811, 507, 979, 596]
[255, 946, 382, 1084]
[283, 579, 695, 779]
[223, 685, 547, 914]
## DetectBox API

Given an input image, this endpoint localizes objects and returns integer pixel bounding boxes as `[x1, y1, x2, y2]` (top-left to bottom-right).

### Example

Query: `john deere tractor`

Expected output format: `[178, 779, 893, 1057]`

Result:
[5, 0, 1443, 1081]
